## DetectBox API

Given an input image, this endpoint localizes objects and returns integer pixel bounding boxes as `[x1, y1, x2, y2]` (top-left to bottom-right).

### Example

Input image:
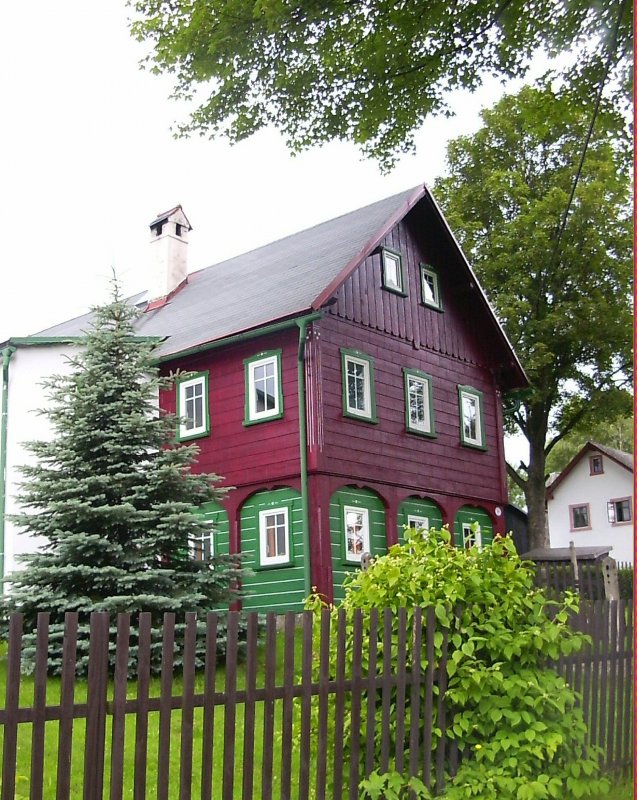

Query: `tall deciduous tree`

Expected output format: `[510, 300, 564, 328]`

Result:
[434, 83, 632, 549]
[129, 0, 632, 167]
[2, 287, 243, 673]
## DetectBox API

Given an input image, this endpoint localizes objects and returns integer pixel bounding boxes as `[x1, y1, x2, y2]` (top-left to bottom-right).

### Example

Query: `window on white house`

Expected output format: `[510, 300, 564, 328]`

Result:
[420, 264, 442, 310]
[177, 373, 209, 440]
[607, 498, 632, 524]
[403, 369, 435, 436]
[259, 507, 290, 566]
[462, 522, 482, 549]
[245, 351, 283, 424]
[589, 455, 604, 475]
[458, 386, 485, 449]
[191, 521, 214, 561]
[341, 350, 377, 422]
[382, 248, 405, 294]
[570, 504, 591, 530]
[344, 506, 370, 562]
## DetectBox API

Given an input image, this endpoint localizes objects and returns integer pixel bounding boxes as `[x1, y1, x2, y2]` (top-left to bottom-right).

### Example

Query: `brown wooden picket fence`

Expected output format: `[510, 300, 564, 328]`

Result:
[533, 561, 633, 600]
[0, 602, 633, 799]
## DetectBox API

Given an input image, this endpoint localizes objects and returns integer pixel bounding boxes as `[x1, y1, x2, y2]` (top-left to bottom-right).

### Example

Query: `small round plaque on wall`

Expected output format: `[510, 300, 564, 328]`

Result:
[495, 507, 502, 517]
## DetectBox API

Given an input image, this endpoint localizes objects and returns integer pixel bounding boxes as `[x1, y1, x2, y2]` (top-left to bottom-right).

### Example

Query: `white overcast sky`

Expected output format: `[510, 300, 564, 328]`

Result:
[1, 0, 532, 464]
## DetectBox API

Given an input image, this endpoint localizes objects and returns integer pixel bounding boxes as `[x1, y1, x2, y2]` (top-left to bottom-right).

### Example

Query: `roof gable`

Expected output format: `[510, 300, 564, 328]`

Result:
[547, 440, 634, 497]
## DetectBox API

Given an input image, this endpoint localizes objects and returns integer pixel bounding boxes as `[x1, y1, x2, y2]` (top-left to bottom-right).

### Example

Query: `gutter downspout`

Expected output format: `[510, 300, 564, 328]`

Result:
[0, 346, 16, 592]
[296, 314, 322, 600]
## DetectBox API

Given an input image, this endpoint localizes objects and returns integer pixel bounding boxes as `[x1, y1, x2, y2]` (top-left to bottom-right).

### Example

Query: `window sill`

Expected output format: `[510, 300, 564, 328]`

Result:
[255, 559, 294, 571]
[383, 286, 408, 297]
[343, 410, 379, 424]
[243, 411, 284, 427]
[177, 428, 209, 442]
[460, 440, 488, 452]
[406, 427, 437, 439]
[421, 301, 444, 313]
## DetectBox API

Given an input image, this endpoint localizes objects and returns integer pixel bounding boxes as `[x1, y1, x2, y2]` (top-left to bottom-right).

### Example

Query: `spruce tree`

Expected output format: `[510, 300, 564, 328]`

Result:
[2, 285, 244, 673]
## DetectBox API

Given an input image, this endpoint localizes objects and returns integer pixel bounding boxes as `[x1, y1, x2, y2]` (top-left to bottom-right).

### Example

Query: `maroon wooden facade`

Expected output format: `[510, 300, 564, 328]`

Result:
[158, 195, 521, 604]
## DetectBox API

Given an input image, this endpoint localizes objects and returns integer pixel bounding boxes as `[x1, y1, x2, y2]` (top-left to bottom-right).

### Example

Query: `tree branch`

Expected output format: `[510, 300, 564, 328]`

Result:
[506, 462, 527, 491]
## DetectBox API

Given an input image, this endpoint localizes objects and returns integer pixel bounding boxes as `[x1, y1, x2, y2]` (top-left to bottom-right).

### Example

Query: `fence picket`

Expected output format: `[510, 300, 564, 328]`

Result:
[133, 612, 151, 800]
[260, 613, 277, 800]
[110, 613, 130, 800]
[55, 613, 78, 800]
[1, 613, 22, 800]
[221, 612, 238, 800]
[200, 612, 218, 800]
[29, 612, 49, 800]
[314, 609, 331, 800]
[157, 613, 176, 800]
[179, 612, 197, 800]
[298, 612, 314, 800]
[83, 613, 109, 800]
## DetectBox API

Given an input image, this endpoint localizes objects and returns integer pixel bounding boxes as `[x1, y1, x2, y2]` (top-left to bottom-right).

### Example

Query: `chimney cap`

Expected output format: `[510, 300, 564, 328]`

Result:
[149, 204, 193, 232]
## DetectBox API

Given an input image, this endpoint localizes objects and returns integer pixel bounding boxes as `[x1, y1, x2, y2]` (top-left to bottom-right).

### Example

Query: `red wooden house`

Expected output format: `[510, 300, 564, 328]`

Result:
[38, 186, 527, 611]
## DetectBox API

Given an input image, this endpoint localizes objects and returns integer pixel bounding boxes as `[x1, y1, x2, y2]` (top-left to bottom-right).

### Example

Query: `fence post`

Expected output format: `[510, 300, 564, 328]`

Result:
[601, 557, 620, 601]
[83, 612, 110, 800]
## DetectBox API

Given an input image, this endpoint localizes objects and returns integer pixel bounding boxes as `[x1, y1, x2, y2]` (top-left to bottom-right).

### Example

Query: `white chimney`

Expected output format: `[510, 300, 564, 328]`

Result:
[148, 205, 192, 304]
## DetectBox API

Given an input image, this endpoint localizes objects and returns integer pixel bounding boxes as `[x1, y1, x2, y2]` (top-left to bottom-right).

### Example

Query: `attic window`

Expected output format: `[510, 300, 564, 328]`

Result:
[589, 455, 604, 475]
[420, 264, 442, 310]
[155, 223, 163, 237]
[381, 248, 406, 295]
[176, 223, 182, 237]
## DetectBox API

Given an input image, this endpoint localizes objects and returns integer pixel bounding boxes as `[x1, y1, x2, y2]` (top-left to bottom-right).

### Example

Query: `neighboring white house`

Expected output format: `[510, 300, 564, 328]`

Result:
[546, 441, 634, 565]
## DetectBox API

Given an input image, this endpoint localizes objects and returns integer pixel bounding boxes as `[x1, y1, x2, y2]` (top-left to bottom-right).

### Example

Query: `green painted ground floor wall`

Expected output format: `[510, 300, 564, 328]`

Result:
[198, 488, 495, 613]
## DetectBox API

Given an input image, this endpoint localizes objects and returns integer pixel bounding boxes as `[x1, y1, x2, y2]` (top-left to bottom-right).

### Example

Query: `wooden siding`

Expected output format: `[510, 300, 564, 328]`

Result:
[159, 329, 300, 489]
[325, 201, 505, 372]
[329, 487, 386, 604]
[317, 314, 507, 505]
[453, 506, 494, 548]
[397, 498, 444, 544]
[196, 501, 230, 556]
[239, 488, 306, 613]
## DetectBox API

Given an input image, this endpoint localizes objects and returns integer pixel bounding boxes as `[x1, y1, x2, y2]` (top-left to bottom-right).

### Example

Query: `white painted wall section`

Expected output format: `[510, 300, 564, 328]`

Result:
[3, 344, 78, 580]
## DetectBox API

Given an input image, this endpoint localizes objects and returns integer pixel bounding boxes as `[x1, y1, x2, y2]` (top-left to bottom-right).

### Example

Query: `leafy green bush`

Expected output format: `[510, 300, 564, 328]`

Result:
[617, 567, 633, 600]
[308, 527, 609, 799]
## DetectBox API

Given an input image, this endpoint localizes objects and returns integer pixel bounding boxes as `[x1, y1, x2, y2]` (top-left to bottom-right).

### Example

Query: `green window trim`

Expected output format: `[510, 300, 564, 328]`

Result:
[340, 348, 378, 424]
[381, 247, 407, 296]
[419, 263, 443, 311]
[458, 384, 487, 451]
[243, 349, 284, 426]
[176, 371, 210, 442]
[341, 502, 371, 566]
[190, 519, 214, 560]
[402, 367, 436, 438]
[256, 502, 294, 569]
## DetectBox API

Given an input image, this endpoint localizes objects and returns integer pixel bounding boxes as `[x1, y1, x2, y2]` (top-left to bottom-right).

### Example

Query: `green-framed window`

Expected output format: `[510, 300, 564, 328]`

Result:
[458, 385, 486, 450]
[258, 505, 292, 567]
[343, 504, 371, 563]
[340, 348, 378, 423]
[420, 263, 442, 310]
[177, 371, 210, 441]
[190, 520, 214, 560]
[461, 522, 482, 549]
[403, 368, 436, 437]
[244, 350, 284, 425]
[381, 247, 407, 295]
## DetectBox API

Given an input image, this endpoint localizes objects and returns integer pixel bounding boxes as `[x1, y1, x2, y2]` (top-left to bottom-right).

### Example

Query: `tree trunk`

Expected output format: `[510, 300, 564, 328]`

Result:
[524, 404, 550, 550]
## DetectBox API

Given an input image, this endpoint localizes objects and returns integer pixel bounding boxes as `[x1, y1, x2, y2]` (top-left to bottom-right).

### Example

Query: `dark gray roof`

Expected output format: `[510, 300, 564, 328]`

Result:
[37, 188, 418, 356]
[521, 546, 612, 562]
[135, 187, 418, 358]
[33, 185, 526, 380]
